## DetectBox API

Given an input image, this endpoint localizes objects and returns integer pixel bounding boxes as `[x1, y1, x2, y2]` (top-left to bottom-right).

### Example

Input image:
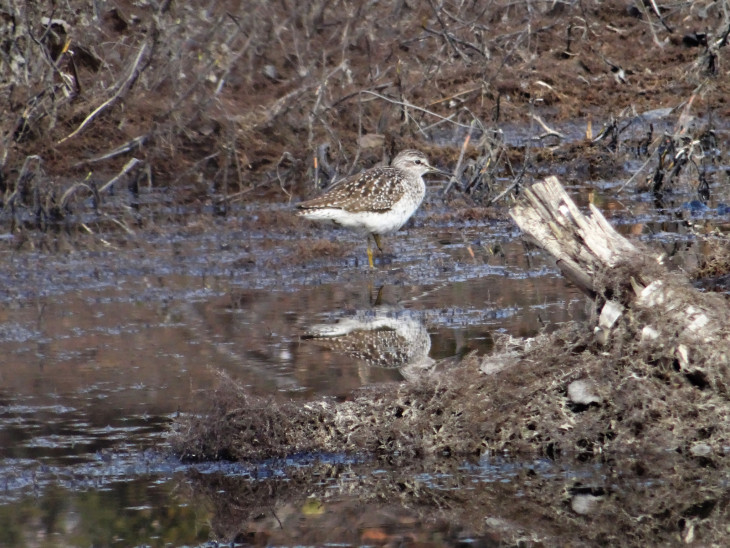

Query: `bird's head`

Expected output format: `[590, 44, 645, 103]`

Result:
[392, 150, 450, 177]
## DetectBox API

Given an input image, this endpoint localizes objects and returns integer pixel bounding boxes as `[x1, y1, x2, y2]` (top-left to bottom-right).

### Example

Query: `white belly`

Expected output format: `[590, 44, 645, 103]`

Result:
[300, 194, 423, 235]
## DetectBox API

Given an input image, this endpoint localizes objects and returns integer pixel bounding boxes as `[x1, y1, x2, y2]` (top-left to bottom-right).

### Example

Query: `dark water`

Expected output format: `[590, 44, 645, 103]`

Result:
[0, 170, 728, 546]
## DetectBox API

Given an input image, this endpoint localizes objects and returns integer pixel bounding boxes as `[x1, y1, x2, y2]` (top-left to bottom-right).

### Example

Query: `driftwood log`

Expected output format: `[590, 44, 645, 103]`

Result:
[511, 176, 730, 382]
[171, 177, 730, 462]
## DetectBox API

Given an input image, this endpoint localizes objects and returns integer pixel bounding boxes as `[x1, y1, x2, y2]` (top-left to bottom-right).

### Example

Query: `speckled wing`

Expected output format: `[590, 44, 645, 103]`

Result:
[305, 327, 412, 368]
[298, 167, 408, 213]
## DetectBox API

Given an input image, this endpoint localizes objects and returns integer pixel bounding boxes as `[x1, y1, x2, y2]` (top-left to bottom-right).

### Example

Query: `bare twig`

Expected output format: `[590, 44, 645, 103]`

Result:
[488, 171, 523, 206]
[27, 16, 75, 95]
[443, 123, 473, 195]
[57, 43, 148, 144]
[59, 182, 94, 209]
[648, 0, 673, 34]
[359, 90, 472, 130]
[529, 113, 566, 140]
[73, 135, 149, 166]
[3, 155, 43, 216]
[60, 158, 141, 209]
[617, 151, 657, 193]
[101, 213, 136, 235]
[634, 0, 668, 48]
[426, 86, 481, 108]
[425, 0, 470, 63]
[98, 158, 141, 194]
[277, 151, 294, 201]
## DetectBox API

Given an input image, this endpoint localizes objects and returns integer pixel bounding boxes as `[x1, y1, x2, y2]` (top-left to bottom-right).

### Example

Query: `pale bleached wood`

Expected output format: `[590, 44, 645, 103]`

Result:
[510, 176, 643, 294]
[510, 176, 730, 369]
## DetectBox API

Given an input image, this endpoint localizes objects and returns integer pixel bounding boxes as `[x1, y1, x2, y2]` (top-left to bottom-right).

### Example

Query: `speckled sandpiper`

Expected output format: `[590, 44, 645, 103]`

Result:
[296, 150, 449, 267]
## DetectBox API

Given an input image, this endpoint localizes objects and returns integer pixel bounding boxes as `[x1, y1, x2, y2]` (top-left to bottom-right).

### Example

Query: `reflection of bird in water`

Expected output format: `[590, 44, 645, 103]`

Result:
[296, 150, 449, 268]
[302, 309, 434, 382]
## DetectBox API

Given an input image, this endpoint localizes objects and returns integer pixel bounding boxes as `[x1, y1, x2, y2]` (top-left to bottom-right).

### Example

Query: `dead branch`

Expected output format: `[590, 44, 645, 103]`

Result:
[510, 176, 638, 294]
[98, 158, 141, 193]
[359, 90, 473, 131]
[529, 113, 566, 140]
[510, 176, 730, 370]
[73, 136, 149, 166]
[57, 43, 148, 145]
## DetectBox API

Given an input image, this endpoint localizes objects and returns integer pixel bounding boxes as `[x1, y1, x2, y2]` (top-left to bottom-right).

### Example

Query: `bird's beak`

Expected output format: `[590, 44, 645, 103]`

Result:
[428, 165, 452, 177]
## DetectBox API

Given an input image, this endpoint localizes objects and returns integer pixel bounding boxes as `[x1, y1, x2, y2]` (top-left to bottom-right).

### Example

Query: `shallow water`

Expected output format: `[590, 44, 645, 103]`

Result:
[0, 172, 728, 545]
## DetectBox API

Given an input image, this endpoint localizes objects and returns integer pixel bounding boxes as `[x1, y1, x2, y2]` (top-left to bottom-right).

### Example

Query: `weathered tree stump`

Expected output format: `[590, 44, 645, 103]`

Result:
[511, 176, 640, 295]
[511, 176, 730, 386]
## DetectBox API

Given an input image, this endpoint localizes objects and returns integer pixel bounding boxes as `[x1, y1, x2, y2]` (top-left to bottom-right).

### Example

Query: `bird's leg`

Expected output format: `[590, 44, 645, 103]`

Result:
[368, 234, 388, 267]
[370, 284, 385, 306]
[367, 236, 375, 268]
[373, 234, 383, 251]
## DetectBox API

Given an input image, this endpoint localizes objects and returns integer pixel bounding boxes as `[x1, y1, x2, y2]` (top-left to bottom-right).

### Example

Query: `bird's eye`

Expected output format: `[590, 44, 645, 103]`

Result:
[415, 159, 422, 165]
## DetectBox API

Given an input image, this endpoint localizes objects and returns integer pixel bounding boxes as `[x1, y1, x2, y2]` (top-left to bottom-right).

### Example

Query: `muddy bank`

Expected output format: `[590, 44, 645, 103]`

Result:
[171, 310, 730, 461]
[2, 0, 729, 233]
